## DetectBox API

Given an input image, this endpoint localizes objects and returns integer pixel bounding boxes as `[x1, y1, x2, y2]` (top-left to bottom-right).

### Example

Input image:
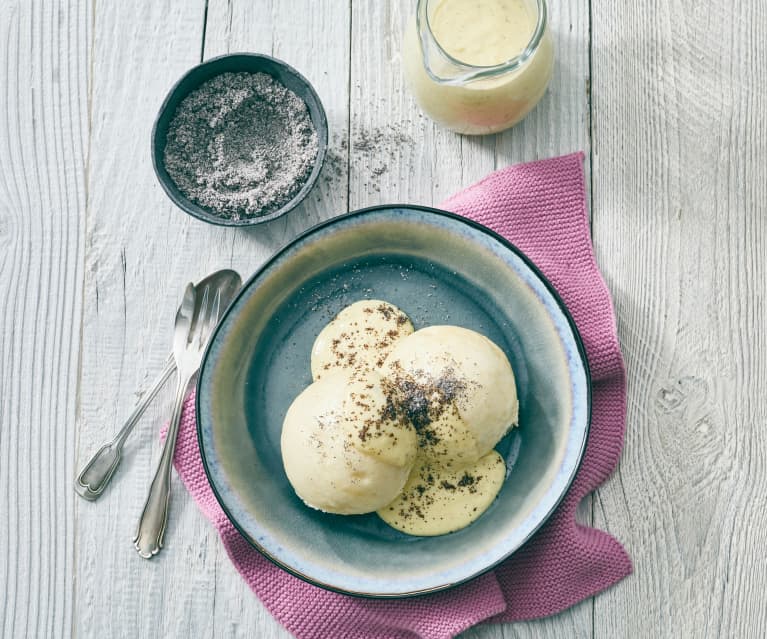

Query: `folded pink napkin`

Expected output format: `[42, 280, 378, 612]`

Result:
[169, 152, 631, 638]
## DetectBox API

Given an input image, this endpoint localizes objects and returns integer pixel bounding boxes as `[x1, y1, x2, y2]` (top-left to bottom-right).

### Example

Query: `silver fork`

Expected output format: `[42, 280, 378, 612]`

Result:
[133, 279, 223, 558]
[75, 269, 241, 502]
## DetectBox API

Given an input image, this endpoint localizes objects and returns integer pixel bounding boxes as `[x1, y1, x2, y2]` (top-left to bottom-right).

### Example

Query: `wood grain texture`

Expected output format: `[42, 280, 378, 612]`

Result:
[591, 0, 767, 637]
[202, 0, 351, 265]
[75, 1, 220, 638]
[0, 1, 87, 637]
[200, 2, 351, 636]
[349, 2, 593, 637]
[348, 0, 591, 212]
[5, 0, 765, 637]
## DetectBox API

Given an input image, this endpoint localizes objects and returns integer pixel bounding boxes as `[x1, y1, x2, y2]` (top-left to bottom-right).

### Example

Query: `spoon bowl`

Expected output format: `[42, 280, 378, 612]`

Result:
[74, 269, 242, 501]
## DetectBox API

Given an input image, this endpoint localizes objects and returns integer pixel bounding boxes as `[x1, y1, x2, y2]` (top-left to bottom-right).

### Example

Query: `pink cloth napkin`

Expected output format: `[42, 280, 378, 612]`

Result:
[168, 152, 632, 638]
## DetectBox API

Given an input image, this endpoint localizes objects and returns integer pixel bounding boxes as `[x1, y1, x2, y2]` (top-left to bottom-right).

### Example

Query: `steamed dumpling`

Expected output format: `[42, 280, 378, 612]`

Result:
[281, 371, 418, 514]
[381, 325, 518, 468]
[310, 300, 414, 381]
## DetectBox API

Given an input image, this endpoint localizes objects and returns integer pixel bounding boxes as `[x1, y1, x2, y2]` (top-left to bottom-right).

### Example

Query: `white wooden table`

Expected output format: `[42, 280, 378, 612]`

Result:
[2, 1, 765, 637]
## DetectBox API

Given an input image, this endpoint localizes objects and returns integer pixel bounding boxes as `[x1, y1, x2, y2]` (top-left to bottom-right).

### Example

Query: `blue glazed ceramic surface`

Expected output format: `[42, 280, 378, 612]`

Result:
[196, 205, 590, 597]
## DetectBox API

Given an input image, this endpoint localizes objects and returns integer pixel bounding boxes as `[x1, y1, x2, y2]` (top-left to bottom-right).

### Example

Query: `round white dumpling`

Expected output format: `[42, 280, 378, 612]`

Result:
[281, 371, 418, 515]
[310, 300, 414, 381]
[381, 325, 518, 468]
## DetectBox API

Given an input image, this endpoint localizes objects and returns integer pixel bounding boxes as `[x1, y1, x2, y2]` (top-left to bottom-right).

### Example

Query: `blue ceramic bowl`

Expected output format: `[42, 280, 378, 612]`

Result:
[196, 205, 590, 597]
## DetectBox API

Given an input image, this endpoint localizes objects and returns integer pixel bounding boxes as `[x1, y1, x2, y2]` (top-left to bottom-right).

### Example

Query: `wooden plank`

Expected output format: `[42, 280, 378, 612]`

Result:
[78, 0, 349, 634]
[74, 2, 223, 637]
[591, 0, 767, 637]
[0, 2, 87, 637]
[350, 2, 593, 637]
[349, 0, 591, 211]
[195, 1, 352, 637]
[204, 0, 351, 251]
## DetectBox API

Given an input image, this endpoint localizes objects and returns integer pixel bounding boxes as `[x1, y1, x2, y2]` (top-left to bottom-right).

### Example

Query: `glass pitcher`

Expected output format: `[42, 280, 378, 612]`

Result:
[402, 0, 554, 135]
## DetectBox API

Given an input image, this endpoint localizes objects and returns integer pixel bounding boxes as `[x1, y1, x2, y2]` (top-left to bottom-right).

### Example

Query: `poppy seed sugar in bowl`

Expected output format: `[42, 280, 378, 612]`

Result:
[162, 71, 319, 221]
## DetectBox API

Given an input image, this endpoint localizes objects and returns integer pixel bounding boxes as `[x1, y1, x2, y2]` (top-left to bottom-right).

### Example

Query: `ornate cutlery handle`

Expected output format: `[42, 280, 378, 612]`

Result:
[133, 372, 191, 559]
[75, 356, 176, 501]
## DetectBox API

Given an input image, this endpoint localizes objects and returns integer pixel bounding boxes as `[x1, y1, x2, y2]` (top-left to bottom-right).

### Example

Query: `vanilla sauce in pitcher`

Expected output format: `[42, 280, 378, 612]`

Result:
[403, 0, 554, 134]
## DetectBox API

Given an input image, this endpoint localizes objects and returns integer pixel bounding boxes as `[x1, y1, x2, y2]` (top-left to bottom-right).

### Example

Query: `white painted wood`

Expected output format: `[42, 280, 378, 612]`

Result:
[201, 1, 351, 637]
[4, 0, 766, 637]
[590, 0, 767, 637]
[75, 2, 221, 638]
[349, 2, 593, 637]
[78, 0, 352, 633]
[0, 2, 87, 637]
[348, 0, 591, 211]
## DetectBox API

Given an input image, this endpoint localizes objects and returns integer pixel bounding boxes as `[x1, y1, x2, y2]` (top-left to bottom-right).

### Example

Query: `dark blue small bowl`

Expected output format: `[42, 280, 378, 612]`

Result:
[151, 53, 328, 227]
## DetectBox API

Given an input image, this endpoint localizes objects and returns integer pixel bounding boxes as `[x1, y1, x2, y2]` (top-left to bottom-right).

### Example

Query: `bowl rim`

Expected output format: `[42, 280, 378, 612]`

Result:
[151, 52, 329, 227]
[195, 204, 592, 597]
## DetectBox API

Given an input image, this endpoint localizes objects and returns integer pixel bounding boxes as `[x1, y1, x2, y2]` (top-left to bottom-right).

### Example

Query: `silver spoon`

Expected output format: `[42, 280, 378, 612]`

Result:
[133, 269, 239, 558]
[74, 269, 241, 501]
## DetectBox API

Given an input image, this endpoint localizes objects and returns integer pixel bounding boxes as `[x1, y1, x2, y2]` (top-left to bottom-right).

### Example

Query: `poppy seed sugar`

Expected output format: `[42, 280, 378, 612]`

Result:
[163, 72, 319, 220]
